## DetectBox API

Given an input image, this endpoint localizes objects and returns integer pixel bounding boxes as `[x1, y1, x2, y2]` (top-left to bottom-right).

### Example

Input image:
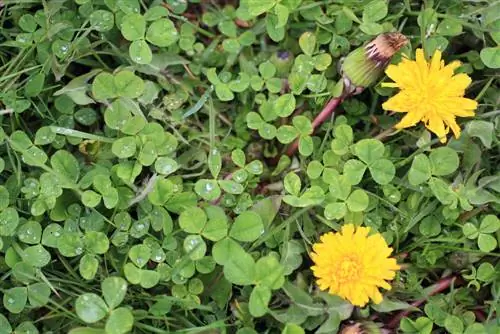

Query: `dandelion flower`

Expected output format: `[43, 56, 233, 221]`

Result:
[310, 224, 400, 307]
[382, 49, 477, 143]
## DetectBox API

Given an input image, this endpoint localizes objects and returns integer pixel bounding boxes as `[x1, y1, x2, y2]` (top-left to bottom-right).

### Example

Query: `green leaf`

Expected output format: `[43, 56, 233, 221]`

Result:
[255, 255, 285, 289]
[17, 221, 42, 244]
[346, 189, 369, 212]
[19, 14, 37, 32]
[90, 10, 115, 32]
[25, 72, 45, 97]
[479, 215, 500, 233]
[298, 136, 314, 156]
[228, 73, 250, 92]
[179, 207, 207, 234]
[183, 235, 207, 260]
[307, 160, 324, 180]
[223, 251, 255, 285]
[146, 18, 179, 47]
[282, 323, 305, 334]
[213, 237, 247, 265]
[0, 186, 7, 211]
[428, 177, 456, 205]
[92, 73, 116, 100]
[105, 307, 134, 334]
[194, 179, 221, 201]
[292, 116, 313, 135]
[429, 147, 459, 176]
[284, 172, 301, 196]
[343, 159, 366, 185]
[246, 112, 265, 130]
[82, 190, 101, 208]
[219, 180, 244, 195]
[202, 206, 228, 241]
[112, 137, 137, 159]
[444, 315, 464, 334]
[362, 0, 388, 22]
[139, 270, 160, 289]
[85, 231, 109, 255]
[314, 53, 332, 71]
[3, 287, 27, 313]
[23, 245, 51, 267]
[409, 154, 432, 185]
[120, 13, 146, 41]
[208, 148, 222, 179]
[464, 324, 486, 334]
[245, 0, 277, 16]
[476, 262, 495, 282]
[462, 222, 479, 239]
[249, 285, 271, 317]
[400, 317, 433, 334]
[114, 71, 145, 99]
[369, 159, 395, 185]
[354, 139, 385, 165]
[331, 124, 353, 155]
[79, 254, 99, 280]
[230, 211, 264, 242]
[274, 94, 296, 117]
[316, 312, 340, 333]
[298, 32, 316, 56]
[480, 47, 500, 69]
[477, 233, 497, 252]
[75, 293, 108, 324]
[129, 40, 153, 64]
[42, 223, 63, 248]
[258, 123, 277, 140]
[277, 125, 299, 144]
[231, 149, 246, 167]
[324, 202, 347, 220]
[35, 126, 56, 145]
[436, 19, 463, 36]
[0, 314, 12, 334]
[128, 244, 151, 268]
[215, 83, 234, 101]
[51, 150, 80, 184]
[328, 174, 351, 201]
[359, 22, 383, 35]
[155, 157, 178, 175]
[466, 120, 494, 148]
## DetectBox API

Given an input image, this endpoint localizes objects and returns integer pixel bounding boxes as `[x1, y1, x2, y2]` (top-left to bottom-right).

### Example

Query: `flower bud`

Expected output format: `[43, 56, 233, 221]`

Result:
[341, 32, 408, 94]
[270, 50, 295, 77]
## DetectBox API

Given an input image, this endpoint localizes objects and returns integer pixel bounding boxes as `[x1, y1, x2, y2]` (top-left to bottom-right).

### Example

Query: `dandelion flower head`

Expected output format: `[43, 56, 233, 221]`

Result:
[382, 49, 477, 143]
[310, 224, 399, 307]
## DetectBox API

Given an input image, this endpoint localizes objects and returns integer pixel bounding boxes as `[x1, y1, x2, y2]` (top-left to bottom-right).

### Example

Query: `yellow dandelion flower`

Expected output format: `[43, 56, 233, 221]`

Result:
[310, 224, 400, 307]
[382, 49, 478, 143]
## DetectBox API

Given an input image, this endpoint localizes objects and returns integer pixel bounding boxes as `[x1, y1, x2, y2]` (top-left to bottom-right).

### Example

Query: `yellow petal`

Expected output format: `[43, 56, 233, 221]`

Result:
[395, 110, 424, 129]
[430, 49, 442, 72]
[425, 112, 449, 143]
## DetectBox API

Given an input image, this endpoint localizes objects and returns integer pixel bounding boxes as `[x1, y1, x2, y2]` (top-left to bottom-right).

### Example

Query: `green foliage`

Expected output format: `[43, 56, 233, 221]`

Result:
[0, 1, 498, 333]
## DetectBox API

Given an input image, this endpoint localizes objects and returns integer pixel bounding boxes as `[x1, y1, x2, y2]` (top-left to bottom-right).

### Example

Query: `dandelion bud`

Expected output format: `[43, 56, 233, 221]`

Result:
[341, 32, 408, 94]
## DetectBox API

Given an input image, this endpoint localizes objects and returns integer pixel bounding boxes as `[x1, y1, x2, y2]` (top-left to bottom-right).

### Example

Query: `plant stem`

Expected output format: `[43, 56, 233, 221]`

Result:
[286, 97, 343, 157]
[387, 276, 460, 328]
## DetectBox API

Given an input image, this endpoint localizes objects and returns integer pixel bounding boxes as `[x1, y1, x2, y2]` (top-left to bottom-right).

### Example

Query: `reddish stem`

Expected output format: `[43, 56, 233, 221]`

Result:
[285, 97, 343, 157]
[387, 276, 459, 329]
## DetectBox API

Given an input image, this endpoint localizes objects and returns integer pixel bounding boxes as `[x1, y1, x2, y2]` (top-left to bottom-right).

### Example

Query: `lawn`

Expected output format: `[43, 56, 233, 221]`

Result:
[0, 0, 498, 333]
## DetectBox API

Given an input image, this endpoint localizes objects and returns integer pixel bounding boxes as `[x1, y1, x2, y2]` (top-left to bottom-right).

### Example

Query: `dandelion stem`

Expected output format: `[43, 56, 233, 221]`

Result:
[285, 97, 344, 157]
[387, 276, 460, 328]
